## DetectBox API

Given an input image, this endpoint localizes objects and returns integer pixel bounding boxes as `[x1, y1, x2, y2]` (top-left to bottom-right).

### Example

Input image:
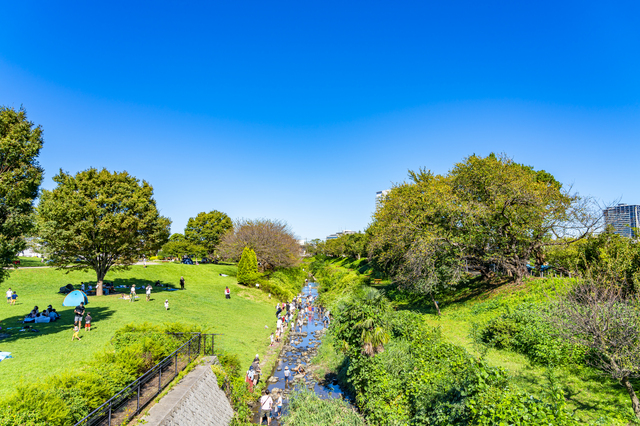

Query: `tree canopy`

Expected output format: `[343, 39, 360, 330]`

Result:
[219, 218, 300, 270]
[37, 168, 171, 295]
[0, 106, 44, 283]
[368, 154, 599, 288]
[184, 210, 232, 257]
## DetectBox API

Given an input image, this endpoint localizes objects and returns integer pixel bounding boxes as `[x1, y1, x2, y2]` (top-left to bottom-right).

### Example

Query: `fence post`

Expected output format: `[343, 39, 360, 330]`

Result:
[159, 364, 162, 391]
[188, 338, 191, 364]
[108, 400, 112, 426]
[212, 335, 214, 355]
[175, 351, 178, 376]
[137, 382, 140, 411]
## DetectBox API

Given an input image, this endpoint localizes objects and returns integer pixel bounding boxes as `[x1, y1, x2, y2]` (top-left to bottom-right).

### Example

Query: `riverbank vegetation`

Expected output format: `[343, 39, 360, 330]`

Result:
[310, 257, 640, 425]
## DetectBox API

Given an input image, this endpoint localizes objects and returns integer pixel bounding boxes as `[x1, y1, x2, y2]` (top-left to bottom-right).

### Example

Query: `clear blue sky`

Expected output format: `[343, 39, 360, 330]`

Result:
[1, 1, 639, 240]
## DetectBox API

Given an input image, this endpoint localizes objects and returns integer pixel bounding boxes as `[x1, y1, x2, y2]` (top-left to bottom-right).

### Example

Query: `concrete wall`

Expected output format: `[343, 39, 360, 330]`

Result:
[143, 356, 234, 426]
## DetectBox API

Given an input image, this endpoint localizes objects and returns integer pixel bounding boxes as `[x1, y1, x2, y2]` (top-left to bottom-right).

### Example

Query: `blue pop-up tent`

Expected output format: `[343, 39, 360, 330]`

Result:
[63, 290, 89, 307]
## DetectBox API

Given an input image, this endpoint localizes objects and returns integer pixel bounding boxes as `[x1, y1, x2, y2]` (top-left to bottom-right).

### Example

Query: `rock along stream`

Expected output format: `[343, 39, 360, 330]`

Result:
[252, 283, 346, 425]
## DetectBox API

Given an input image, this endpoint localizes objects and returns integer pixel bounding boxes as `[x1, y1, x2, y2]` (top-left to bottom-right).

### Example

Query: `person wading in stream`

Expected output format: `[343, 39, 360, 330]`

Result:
[259, 389, 274, 426]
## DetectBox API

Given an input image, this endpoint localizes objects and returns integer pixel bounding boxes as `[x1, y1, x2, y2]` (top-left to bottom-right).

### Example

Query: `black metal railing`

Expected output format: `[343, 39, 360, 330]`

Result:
[73, 332, 221, 426]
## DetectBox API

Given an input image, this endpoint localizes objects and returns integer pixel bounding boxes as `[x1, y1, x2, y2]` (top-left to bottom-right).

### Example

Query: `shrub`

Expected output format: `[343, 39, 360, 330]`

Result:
[237, 247, 260, 285]
[476, 303, 586, 366]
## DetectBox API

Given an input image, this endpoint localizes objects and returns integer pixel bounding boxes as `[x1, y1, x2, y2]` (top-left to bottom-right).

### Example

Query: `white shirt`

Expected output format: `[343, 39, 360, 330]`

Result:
[260, 395, 273, 410]
[146, 287, 151, 295]
[6, 290, 12, 298]
[131, 286, 136, 293]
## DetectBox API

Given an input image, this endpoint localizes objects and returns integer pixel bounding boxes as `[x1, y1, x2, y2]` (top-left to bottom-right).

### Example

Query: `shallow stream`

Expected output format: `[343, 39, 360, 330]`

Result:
[252, 283, 345, 425]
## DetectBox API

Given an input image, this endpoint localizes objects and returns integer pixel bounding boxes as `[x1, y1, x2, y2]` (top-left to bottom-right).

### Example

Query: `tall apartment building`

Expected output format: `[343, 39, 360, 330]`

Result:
[376, 189, 391, 209]
[326, 230, 356, 240]
[603, 204, 640, 237]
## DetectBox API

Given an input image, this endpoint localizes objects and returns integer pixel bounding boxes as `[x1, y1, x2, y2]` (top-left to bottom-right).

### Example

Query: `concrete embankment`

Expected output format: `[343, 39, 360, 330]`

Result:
[143, 356, 233, 426]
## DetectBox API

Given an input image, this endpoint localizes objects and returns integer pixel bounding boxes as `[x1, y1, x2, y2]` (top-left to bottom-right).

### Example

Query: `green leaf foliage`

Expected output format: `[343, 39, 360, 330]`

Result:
[476, 303, 587, 366]
[37, 168, 171, 294]
[0, 106, 44, 284]
[237, 247, 260, 285]
[184, 210, 233, 257]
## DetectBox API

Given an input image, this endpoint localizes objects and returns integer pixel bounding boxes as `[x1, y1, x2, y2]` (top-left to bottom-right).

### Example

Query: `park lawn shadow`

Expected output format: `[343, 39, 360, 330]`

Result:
[0, 306, 115, 343]
[80, 278, 180, 294]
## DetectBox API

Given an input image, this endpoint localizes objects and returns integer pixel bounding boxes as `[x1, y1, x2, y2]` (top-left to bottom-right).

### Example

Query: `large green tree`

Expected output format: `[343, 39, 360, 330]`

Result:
[0, 107, 44, 283]
[38, 168, 171, 295]
[369, 154, 599, 286]
[184, 210, 232, 257]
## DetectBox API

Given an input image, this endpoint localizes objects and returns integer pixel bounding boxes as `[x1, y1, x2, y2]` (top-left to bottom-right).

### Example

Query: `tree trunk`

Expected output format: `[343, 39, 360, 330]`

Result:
[431, 293, 441, 316]
[622, 376, 640, 419]
[96, 268, 106, 296]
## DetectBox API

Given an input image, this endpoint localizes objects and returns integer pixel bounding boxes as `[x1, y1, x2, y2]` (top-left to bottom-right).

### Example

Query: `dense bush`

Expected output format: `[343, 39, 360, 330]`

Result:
[332, 306, 577, 425]
[476, 303, 586, 366]
[0, 322, 199, 426]
[237, 247, 260, 285]
[311, 260, 367, 307]
[259, 265, 306, 301]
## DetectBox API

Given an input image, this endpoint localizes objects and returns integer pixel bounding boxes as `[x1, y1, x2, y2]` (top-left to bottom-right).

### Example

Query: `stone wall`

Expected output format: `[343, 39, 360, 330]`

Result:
[143, 356, 234, 426]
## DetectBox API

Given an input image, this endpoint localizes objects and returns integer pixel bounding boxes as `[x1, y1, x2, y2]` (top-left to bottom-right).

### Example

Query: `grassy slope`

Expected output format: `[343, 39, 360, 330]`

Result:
[418, 279, 636, 425]
[320, 257, 636, 425]
[0, 262, 279, 397]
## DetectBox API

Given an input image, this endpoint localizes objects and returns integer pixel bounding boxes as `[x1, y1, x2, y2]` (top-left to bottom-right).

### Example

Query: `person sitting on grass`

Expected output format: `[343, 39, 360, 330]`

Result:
[49, 309, 60, 321]
[85, 312, 92, 331]
[72, 325, 81, 341]
[35, 311, 50, 323]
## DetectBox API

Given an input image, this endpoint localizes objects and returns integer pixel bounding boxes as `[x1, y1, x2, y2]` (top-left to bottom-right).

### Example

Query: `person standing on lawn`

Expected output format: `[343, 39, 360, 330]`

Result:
[74, 302, 85, 326]
[179, 276, 185, 290]
[6, 288, 12, 304]
[146, 284, 152, 301]
[130, 285, 136, 302]
[225, 286, 230, 299]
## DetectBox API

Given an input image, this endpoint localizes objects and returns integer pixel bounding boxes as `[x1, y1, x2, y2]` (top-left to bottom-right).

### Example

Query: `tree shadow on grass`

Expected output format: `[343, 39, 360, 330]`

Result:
[80, 278, 180, 295]
[0, 306, 115, 343]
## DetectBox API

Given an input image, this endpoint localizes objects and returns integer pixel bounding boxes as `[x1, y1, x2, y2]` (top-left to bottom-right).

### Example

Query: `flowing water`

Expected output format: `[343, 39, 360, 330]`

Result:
[252, 283, 346, 425]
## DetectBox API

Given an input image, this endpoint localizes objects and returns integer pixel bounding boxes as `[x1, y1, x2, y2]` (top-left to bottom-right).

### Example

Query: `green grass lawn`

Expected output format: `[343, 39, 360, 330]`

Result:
[16, 257, 46, 267]
[0, 262, 280, 397]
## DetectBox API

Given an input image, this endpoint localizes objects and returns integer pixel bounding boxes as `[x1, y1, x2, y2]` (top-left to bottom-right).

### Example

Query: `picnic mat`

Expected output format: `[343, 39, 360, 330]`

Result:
[0, 352, 12, 361]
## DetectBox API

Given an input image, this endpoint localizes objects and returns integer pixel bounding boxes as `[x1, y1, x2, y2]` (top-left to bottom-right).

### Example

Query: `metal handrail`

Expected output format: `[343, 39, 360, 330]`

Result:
[73, 333, 202, 426]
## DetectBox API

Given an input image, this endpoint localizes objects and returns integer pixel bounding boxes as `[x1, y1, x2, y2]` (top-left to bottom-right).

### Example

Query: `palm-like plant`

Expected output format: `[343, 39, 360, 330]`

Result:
[334, 288, 391, 357]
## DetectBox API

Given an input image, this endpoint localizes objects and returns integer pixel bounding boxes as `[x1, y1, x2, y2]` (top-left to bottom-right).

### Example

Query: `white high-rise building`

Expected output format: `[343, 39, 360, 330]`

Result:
[376, 189, 391, 209]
